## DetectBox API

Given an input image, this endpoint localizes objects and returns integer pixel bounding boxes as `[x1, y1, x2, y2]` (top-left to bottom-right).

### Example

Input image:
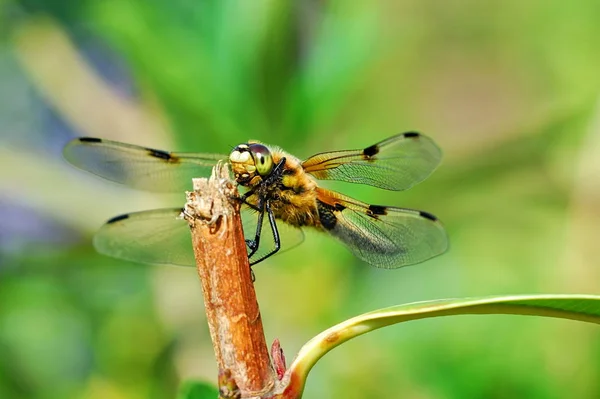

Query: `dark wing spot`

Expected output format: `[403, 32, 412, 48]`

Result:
[79, 137, 102, 143]
[403, 131, 420, 138]
[107, 214, 129, 224]
[419, 211, 438, 221]
[334, 203, 346, 212]
[362, 144, 379, 158]
[317, 200, 338, 230]
[147, 148, 178, 162]
[368, 205, 387, 216]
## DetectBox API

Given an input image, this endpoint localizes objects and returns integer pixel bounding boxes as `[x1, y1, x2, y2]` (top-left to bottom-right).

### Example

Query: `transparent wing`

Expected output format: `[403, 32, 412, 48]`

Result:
[92, 206, 304, 267]
[241, 207, 305, 264]
[302, 132, 442, 191]
[316, 188, 448, 268]
[93, 208, 195, 266]
[63, 137, 226, 192]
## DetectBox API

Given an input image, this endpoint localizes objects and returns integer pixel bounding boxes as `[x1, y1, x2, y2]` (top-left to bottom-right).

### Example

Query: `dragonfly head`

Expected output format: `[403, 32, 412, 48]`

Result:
[230, 142, 274, 185]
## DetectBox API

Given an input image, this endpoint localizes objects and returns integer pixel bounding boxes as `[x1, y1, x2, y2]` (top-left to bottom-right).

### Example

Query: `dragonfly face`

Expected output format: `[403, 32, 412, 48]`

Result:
[63, 132, 448, 268]
[229, 143, 274, 185]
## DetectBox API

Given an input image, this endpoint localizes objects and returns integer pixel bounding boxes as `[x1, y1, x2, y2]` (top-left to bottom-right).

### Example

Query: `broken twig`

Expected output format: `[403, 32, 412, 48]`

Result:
[183, 163, 274, 396]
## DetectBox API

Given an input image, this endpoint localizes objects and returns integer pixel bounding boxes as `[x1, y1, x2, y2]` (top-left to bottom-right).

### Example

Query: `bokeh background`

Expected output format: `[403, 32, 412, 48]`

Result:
[2, 1, 600, 398]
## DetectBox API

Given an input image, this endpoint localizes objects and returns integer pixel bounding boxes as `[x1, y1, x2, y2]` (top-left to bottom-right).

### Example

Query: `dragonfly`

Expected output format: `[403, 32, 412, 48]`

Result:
[63, 132, 448, 268]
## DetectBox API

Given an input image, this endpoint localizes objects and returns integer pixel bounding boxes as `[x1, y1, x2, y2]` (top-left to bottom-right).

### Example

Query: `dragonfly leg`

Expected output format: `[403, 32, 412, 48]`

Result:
[249, 200, 280, 266]
[241, 158, 287, 264]
[264, 157, 287, 185]
[233, 188, 262, 212]
[246, 196, 265, 258]
[234, 157, 286, 212]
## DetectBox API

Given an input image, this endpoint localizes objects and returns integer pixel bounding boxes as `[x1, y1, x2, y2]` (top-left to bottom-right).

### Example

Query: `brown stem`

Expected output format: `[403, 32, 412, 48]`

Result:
[183, 164, 275, 397]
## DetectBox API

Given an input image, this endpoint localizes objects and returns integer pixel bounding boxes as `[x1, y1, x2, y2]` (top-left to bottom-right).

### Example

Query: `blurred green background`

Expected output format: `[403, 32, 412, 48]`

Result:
[1, 1, 600, 398]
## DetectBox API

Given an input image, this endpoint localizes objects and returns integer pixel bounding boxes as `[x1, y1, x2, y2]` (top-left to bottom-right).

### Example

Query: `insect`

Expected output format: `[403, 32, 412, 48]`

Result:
[63, 132, 448, 268]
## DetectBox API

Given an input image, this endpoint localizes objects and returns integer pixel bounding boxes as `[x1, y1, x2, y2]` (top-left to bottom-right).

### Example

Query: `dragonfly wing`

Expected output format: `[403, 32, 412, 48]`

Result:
[93, 206, 304, 267]
[63, 137, 226, 192]
[93, 208, 195, 266]
[316, 188, 448, 268]
[302, 132, 442, 191]
[240, 206, 305, 264]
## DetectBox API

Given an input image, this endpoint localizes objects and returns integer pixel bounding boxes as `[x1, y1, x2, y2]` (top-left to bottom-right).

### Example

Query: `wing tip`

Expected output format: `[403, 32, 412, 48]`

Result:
[78, 137, 103, 143]
[63, 137, 103, 162]
[403, 131, 421, 138]
[418, 210, 438, 222]
[106, 213, 130, 224]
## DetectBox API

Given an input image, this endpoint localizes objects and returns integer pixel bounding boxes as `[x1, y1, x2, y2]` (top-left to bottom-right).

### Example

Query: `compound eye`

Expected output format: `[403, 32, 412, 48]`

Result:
[249, 143, 273, 176]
